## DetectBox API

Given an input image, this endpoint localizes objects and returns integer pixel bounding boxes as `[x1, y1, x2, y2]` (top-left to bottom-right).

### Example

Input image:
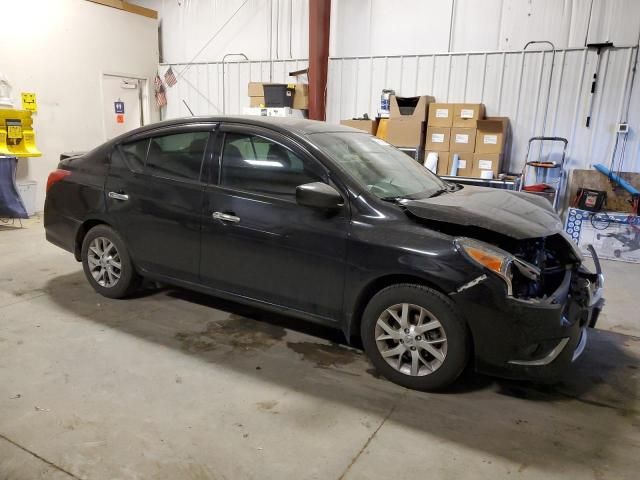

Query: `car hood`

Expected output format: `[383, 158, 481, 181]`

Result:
[403, 185, 563, 240]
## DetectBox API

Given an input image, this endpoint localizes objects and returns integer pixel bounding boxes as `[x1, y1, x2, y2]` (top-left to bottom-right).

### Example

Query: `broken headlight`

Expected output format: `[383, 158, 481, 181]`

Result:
[455, 237, 541, 296]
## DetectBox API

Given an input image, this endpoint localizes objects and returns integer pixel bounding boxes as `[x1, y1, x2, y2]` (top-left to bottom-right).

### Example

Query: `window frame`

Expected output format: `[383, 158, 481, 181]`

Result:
[115, 123, 218, 185]
[214, 124, 331, 203]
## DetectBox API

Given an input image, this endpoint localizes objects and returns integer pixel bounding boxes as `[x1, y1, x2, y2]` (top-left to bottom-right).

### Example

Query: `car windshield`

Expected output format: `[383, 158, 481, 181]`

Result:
[309, 131, 446, 200]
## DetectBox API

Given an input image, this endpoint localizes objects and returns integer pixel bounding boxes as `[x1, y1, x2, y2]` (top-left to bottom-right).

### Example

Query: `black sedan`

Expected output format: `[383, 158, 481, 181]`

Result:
[44, 116, 604, 391]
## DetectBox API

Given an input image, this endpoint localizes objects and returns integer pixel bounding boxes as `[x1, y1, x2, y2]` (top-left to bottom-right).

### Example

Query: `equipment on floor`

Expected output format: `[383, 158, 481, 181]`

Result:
[593, 163, 640, 215]
[0, 109, 41, 158]
[518, 136, 568, 210]
[573, 187, 607, 212]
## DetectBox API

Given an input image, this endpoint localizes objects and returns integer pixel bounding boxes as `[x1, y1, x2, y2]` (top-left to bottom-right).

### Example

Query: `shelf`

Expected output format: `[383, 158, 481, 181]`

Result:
[441, 175, 519, 190]
[526, 162, 560, 169]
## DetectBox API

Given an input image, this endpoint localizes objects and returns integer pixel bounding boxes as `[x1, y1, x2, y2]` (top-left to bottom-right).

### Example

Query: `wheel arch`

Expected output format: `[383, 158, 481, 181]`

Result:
[74, 218, 114, 261]
[346, 274, 450, 343]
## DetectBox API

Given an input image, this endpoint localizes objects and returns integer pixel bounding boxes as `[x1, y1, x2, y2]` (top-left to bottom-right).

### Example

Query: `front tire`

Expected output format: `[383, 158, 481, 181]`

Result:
[361, 284, 469, 391]
[81, 224, 140, 299]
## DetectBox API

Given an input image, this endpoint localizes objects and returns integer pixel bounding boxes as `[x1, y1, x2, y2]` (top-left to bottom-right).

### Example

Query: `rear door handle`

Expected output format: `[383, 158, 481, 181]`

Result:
[108, 191, 129, 201]
[212, 211, 240, 223]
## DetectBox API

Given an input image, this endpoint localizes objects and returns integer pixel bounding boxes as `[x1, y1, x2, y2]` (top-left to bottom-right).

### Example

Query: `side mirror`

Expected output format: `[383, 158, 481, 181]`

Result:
[296, 182, 343, 210]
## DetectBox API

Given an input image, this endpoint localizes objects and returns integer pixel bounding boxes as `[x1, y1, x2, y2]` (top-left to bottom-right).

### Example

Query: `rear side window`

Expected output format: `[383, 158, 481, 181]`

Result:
[220, 133, 323, 199]
[146, 132, 210, 182]
[120, 138, 148, 173]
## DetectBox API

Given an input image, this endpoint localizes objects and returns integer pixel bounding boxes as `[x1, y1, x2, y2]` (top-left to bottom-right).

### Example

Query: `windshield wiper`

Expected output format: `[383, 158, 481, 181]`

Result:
[380, 196, 405, 203]
[427, 188, 448, 198]
[428, 182, 461, 198]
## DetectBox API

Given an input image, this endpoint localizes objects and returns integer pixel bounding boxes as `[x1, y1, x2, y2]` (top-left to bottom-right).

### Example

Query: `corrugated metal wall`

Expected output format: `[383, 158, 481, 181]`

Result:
[160, 59, 308, 119]
[160, 44, 640, 176]
[331, 0, 640, 56]
[157, 0, 640, 175]
[161, 45, 640, 175]
[326, 46, 640, 173]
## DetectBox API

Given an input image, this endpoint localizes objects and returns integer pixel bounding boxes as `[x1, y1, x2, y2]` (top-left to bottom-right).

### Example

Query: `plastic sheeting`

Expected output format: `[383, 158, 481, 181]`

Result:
[0, 157, 28, 219]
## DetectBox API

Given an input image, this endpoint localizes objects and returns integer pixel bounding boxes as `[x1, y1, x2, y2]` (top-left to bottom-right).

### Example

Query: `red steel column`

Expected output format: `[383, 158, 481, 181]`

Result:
[308, 0, 331, 120]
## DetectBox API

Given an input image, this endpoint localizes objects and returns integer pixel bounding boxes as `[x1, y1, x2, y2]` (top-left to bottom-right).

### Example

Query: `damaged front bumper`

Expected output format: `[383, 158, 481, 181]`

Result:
[451, 251, 604, 382]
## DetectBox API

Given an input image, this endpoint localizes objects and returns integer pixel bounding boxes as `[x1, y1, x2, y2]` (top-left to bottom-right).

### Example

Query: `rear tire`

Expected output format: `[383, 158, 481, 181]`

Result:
[361, 284, 469, 391]
[81, 225, 140, 299]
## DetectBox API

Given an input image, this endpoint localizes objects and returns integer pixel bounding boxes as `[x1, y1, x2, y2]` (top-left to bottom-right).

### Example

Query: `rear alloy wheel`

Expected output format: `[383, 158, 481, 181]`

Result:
[361, 284, 469, 391]
[87, 237, 122, 288]
[81, 225, 140, 299]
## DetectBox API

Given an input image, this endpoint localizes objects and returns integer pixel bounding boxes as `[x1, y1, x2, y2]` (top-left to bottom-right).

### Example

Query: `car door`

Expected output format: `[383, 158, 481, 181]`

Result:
[200, 124, 348, 321]
[105, 124, 215, 282]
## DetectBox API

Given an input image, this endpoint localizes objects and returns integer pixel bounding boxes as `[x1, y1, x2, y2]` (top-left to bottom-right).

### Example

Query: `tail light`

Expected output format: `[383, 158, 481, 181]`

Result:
[46, 169, 71, 192]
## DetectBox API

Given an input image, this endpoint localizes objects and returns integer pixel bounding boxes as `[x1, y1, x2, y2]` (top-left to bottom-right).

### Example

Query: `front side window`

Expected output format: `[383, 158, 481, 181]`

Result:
[146, 131, 210, 182]
[220, 133, 323, 199]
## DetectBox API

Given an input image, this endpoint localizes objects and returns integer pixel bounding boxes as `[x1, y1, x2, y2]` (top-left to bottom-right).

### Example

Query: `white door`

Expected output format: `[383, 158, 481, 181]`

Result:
[102, 75, 143, 140]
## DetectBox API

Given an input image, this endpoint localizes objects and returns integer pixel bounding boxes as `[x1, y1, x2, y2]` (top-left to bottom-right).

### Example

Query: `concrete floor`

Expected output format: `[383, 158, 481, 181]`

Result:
[1, 216, 639, 480]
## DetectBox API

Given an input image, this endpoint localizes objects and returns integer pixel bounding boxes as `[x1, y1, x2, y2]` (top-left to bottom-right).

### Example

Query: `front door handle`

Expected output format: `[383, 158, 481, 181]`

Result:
[212, 211, 240, 223]
[108, 191, 129, 201]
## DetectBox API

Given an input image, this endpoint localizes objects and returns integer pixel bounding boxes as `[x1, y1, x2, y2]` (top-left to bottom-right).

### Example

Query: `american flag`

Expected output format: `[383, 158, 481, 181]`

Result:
[164, 67, 177, 87]
[154, 75, 167, 108]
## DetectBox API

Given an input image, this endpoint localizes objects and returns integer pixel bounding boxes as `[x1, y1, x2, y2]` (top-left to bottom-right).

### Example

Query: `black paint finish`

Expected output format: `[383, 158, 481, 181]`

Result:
[44, 116, 600, 381]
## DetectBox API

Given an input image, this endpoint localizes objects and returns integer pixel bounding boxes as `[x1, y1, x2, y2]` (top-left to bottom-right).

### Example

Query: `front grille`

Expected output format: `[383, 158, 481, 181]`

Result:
[510, 234, 578, 300]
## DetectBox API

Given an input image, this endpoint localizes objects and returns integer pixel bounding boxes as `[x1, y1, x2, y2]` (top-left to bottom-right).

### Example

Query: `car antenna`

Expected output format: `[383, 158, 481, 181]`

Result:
[182, 100, 195, 116]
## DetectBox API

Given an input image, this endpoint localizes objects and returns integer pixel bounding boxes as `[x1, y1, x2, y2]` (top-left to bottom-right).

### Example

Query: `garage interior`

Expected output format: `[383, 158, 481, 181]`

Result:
[1, 1, 639, 479]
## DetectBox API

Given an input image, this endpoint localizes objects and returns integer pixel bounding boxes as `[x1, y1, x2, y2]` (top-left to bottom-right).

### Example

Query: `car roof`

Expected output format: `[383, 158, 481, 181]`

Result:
[117, 115, 365, 141]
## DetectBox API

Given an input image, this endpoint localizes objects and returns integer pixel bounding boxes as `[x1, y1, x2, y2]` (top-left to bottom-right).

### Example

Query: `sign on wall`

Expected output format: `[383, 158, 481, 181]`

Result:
[21, 92, 37, 112]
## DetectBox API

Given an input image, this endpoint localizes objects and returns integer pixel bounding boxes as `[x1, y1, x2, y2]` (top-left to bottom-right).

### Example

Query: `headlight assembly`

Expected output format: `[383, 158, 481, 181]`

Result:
[455, 237, 540, 296]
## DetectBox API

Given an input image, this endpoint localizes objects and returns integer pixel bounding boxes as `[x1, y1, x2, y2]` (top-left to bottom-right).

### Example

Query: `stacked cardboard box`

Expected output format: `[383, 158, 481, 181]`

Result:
[473, 117, 509, 178]
[425, 103, 482, 176]
[384, 95, 434, 148]
[248, 82, 309, 110]
[340, 118, 379, 135]
[424, 103, 510, 178]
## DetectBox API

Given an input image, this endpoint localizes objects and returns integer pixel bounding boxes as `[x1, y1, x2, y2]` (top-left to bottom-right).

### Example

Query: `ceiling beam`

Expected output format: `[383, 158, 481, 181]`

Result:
[86, 0, 158, 20]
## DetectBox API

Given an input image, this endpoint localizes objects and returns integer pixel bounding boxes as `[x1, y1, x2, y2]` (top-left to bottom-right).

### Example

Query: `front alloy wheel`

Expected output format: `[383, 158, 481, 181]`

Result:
[375, 303, 448, 376]
[361, 284, 469, 391]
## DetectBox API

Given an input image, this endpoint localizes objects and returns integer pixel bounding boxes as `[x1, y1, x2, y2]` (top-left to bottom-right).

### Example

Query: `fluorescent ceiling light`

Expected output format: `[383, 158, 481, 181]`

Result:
[244, 159, 284, 167]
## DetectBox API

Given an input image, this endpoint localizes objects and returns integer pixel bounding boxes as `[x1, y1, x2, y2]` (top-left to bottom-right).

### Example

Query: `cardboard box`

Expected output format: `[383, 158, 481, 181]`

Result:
[340, 119, 379, 135]
[247, 82, 263, 97]
[449, 152, 474, 176]
[449, 128, 477, 153]
[453, 103, 485, 127]
[375, 118, 389, 140]
[425, 151, 450, 176]
[565, 208, 640, 263]
[385, 95, 434, 148]
[425, 127, 450, 152]
[389, 95, 433, 118]
[386, 120, 426, 147]
[248, 82, 309, 110]
[472, 153, 503, 178]
[427, 103, 454, 127]
[475, 117, 509, 154]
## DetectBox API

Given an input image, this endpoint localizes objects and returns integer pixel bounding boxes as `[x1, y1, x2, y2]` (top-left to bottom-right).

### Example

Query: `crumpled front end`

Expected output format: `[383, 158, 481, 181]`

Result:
[451, 233, 604, 381]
